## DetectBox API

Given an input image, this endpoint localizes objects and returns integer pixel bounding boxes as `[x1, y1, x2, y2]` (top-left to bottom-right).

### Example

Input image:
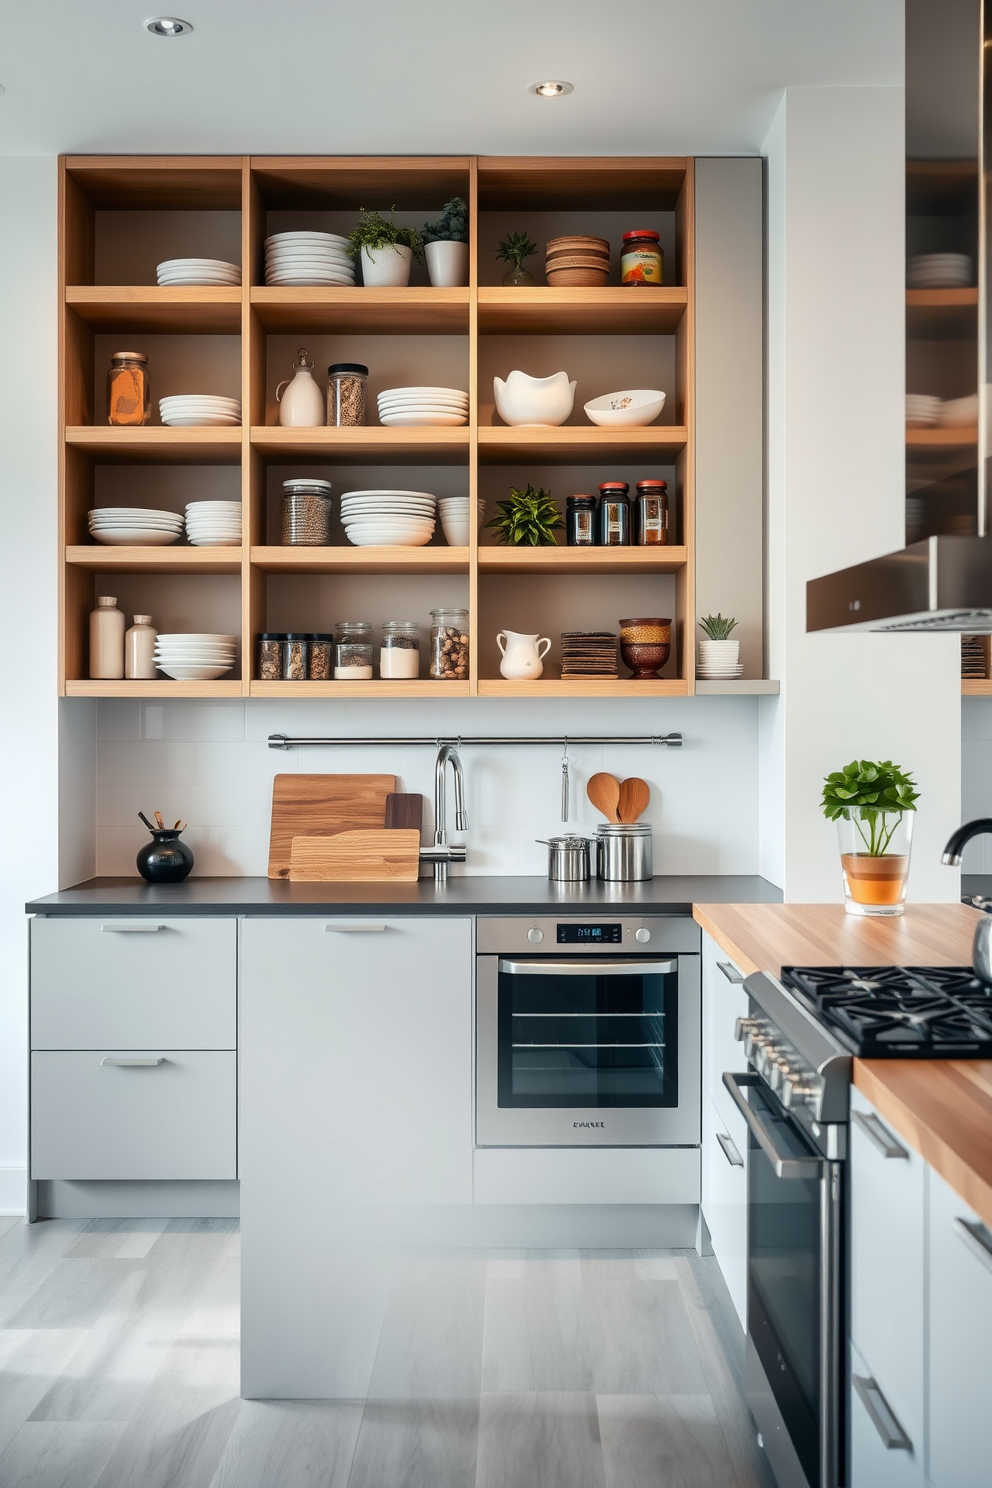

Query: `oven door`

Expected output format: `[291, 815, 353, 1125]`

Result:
[724, 1071, 842, 1488]
[476, 953, 700, 1146]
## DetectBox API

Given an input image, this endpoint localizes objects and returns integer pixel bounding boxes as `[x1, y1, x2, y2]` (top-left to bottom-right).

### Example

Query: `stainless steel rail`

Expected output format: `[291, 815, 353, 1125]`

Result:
[268, 733, 683, 749]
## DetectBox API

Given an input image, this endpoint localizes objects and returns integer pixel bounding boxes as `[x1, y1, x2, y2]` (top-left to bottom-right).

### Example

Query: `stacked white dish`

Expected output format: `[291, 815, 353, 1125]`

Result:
[88, 507, 183, 547]
[697, 640, 743, 680]
[906, 253, 973, 289]
[340, 489, 436, 547]
[377, 386, 468, 428]
[438, 496, 485, 547]
[159, 394, 241, 427]
[156, 258, 241, 286]
[185, 501, 242, 546]
[264, 232, 355, 286]
[906, 393, 942, 428]
[154, 633, 237, 681]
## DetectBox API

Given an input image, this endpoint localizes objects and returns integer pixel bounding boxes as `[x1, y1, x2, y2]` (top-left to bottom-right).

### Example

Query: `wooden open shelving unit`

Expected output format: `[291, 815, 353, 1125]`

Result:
[59, 154, 696, 698]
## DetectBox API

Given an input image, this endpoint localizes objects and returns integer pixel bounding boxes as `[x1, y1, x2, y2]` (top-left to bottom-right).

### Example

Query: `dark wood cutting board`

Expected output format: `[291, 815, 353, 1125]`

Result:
[384, 792, 424, 832]
[267, 774, 397, 879]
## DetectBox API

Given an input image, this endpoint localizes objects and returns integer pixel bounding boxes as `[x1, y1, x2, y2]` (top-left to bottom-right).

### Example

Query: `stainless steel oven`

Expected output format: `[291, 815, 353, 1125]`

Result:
[476, 915, 700, 1147]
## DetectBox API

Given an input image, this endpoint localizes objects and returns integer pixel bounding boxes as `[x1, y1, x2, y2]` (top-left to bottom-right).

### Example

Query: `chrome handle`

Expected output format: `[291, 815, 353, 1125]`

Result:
[953, 1216, 992, 1275]
[101, 923, 166, 933]
[324, 923, 387, 933]
[852, 1108, 909, 1160]
[852, 1374, 912, 1451]
[500, 958, 677, 977]
[722, 1072, 823, 1179]
[101, 1056, 166, 1067]
[718, 961, 745, 983]
[716, 1129, 744, 1168]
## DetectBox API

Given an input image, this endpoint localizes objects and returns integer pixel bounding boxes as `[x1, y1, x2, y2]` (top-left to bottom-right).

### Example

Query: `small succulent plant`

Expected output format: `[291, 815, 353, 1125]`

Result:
[699, 613, 739, 640]
[487, 484, 562, 546]
[495, 231, 538, 271]
[422, 197, 469, 244]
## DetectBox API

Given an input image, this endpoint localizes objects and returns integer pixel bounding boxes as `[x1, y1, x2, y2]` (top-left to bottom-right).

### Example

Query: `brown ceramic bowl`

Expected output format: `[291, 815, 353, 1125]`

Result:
[546, 265, 610, 286]
[547, 234, 610, 256]
[620, 640, 671, 679]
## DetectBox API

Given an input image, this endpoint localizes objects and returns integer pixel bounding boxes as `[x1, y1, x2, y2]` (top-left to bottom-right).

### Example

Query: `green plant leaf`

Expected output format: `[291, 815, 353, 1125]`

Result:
[820, 756, 920, 843]
[494, 231, 538, 271]
[486, 484, 562, 546]
[699, 612, 738, 640]
[347, 207, 424, 263]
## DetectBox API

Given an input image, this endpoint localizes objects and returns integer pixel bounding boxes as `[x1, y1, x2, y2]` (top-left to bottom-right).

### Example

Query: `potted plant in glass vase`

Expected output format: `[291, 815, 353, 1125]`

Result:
[821, 759, 920, 916]
[422, 197, 469, 287]
[347, 207, 423, 287]
[495, 230, 538, 286]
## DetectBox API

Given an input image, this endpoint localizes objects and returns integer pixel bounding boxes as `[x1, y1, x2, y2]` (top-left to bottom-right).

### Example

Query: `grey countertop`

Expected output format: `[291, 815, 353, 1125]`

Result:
[26, 874, 783, 917]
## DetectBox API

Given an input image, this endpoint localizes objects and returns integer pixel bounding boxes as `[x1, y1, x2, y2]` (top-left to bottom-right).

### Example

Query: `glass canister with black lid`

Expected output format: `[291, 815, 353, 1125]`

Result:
[566, 494, 598, 546]
[327, 363, 368, 427]
[633, 479, 669, 545]
[599, 482, 630, 546]
[282, 478, 333, 545]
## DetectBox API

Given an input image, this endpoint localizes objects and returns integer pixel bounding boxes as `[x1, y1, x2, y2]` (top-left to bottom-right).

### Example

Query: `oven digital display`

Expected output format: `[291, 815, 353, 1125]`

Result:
[556, 923, 622, 943]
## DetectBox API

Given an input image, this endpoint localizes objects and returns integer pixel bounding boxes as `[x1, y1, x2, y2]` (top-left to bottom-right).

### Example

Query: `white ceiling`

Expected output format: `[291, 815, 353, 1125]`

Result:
[0, 0, 903, 157]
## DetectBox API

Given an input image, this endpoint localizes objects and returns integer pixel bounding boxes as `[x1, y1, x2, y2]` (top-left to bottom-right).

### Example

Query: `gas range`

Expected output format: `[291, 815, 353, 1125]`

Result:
[780, 964, 992, 1058]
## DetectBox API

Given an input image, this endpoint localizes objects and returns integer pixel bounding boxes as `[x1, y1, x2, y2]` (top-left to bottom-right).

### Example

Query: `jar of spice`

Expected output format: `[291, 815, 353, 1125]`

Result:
[633, 479, 669, 545]
[308, 633, 334, 681]
[125, 615, 157, 679]
[334, 621, 374, 680]
[566, 494, 598, 547]
[258, 633, 283, 681]
[430, 608, 470, 681]
[621, 230, 663, 287]
[281, 633, 310, 681]
[107, 351, 150, 426]
[380, 620, 421, 679]
[327, 363, 369, 427]
[599, 482, 630, 545]
[282, 479, 333, 545]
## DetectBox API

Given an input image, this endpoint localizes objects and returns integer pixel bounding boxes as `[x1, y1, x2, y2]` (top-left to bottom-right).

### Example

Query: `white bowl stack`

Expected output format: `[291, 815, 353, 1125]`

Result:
[340, 489, 436, 547]
[154, 633, 237, 681]
[697, 639, 742, 680]
[264, 232, 355, 286]
[156, 258, 241, 287]
[438, 497, 485, 547]
[159, 394, 242, 428]
[906, 253, 973, 289]
[377, 386, 469, 427]
[88, 507, 183, 547]
[185, 501, 242, 546]
[906, 393, 942, 428]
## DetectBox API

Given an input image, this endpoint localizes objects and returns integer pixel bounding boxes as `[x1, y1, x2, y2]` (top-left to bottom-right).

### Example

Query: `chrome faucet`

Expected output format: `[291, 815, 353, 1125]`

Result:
[432, 741, 469, 884]
[942, 818, 992, 981]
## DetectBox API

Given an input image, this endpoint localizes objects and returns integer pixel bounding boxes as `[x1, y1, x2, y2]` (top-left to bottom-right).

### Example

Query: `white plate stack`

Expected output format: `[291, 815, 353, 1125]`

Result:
[438, 496, 485, 546]
[156, 258, 241, 286]
[907, 253, 973, 289]
[906, 394, 943, 428]
[377, 386, 469, 428]
[185, 501, 242, 546]
[154, 633, 238, 681]
[697, 640, 743, 680]
[339, 489, 436, 547]
[159, 395, 242, 427]
[264, 232, 355, 286]
[88, 507, 183, 546]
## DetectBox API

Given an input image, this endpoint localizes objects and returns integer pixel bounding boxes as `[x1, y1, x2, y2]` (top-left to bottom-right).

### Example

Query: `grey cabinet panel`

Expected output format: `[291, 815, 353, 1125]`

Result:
[848, 1340, 922, 1488]
[31, 917, 236, 1049]
[31, 1050, 236, 1179]
[702, 1095, 747, 1330]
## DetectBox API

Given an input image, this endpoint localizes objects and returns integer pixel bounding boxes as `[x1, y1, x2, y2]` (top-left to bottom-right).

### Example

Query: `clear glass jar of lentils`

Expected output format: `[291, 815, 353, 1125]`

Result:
[282, 478, 333, 545]
[429, 608, 469, 681]
[327, 363, 368, 427]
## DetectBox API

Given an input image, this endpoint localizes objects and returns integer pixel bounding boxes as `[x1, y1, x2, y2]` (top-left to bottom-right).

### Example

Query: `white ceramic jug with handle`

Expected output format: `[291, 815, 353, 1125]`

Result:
[497, 630, 552, 680]
[275, 348, 325, 428]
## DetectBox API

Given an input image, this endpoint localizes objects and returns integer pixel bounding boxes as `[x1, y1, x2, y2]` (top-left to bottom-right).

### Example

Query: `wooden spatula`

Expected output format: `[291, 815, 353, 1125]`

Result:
[587, 772, 621, 822]
[618, 776, 650, 823]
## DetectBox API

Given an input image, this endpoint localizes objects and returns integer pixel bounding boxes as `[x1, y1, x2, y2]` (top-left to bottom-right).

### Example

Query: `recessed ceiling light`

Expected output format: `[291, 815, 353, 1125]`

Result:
[145, 16, 193, 36]
[532, 80, 573, 98]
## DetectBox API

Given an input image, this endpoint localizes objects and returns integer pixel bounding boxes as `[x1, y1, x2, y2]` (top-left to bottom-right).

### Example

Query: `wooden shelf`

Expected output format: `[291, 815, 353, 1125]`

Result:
[65, 679, 244, 698]
[906, 288, 978, 340]
[66, 544, 243, 573]
[249, 679, 471, 698]
[250, 426, 470, 463]
[478, 425, 687, 464]
[477, 286, 687, 335]
[906, 426, 977, 452]
[251, 286, 470, 333]
[477, 678, 689, 697]
[478, 544, 688, 574]
[251, 544, 468, 573]
[962, 679, 992, 696]
[65, 427, 243, 464]
[66, 285, 242, 333]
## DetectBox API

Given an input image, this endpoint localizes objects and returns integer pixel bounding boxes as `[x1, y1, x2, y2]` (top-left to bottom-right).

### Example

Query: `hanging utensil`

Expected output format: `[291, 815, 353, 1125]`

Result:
[618, 776, 650, 823]
[138, 811, 156, 832]
[154, 810, 164, 829]
[586, 772, 621, 822]
[561, 739, 570, 823]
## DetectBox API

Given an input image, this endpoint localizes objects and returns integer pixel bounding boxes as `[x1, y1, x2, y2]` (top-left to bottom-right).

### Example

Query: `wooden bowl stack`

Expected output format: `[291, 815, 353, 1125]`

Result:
[545, 235, 610, 286]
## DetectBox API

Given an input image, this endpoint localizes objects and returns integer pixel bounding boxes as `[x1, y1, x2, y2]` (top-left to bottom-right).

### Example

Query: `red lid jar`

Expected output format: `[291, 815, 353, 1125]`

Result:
[621, 230, 663, 287]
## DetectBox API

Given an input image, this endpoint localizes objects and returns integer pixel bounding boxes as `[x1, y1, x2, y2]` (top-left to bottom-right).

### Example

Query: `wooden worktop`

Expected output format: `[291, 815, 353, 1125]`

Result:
[694, 901, 992, 1230]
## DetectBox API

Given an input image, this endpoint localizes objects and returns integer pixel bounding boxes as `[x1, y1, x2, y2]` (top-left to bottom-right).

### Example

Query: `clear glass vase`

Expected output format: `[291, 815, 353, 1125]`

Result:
[837, 808, 913, 916]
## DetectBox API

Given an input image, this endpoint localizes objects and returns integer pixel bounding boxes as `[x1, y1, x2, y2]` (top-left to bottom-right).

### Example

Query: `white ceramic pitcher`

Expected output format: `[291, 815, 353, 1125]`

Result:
[275, 348, 325, 428]
[497, 630, 552, 680]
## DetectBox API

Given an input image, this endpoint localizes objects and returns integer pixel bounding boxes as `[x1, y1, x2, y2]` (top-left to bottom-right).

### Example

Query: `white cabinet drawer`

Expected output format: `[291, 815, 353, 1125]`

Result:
[848, 1341, 923, 1488]
[702, 1094, 747, 1329]
[30, 917, 236, 1049]
[701, 931, 749, 1132]
[31, 1050, 236, 1180]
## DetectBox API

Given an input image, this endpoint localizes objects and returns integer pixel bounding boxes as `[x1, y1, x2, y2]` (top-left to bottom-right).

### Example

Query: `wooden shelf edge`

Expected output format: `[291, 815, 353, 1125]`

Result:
[962, 679, 992, 695]
[476, 678, 689, 697]
[248, 680, 471, 697]
[65, 679, 245, 698]
[251, 545, 469, 572]
[478, 545, 688, 574]
[66, 544, 243, 572]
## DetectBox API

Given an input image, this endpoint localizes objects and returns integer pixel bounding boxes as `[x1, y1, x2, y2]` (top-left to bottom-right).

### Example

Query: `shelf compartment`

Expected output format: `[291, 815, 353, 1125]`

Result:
[66, 545, 243, 574]
[477, 678, 689, 697]
[65, 679, 245, 699]
[478, 287, 687, 335]
[478, 545, 688, 575]
[251, 545, 469, 574]
[906, 427, 977, 450]
[65, 427, 243, 464]
[250, 156, 472, 209]
[906, 288, 978, 340]
[251, 286, 469, 333]
[66, 286, 242, 333]
[962, 679, 992, 696]
[249, 679, 471, 698]
[478, 426, 688, 464]
[478, 157, 687, 210]
[250, 426, 470, 463]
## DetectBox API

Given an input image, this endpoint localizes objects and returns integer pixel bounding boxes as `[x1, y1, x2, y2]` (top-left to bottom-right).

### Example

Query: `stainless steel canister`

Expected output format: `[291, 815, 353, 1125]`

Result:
[536, 836, 593, 881]
[595, 823, 653, 881]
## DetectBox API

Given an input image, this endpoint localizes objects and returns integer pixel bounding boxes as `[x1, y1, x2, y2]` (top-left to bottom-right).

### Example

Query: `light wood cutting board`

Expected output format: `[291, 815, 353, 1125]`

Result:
[289, 830, 421, 882]
[268, 774, 397, 879]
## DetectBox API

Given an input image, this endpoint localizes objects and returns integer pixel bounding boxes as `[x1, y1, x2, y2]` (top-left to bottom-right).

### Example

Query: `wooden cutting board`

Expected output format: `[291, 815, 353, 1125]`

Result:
[268, 774, 397, 879]
[289, 830, 421, 882]
[384, 792, 424, 832]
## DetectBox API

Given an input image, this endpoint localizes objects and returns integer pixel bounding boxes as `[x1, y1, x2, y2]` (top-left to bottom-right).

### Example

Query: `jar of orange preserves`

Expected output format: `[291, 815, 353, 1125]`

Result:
[621, 231, 663, 287]
[107, 351, 150, 426]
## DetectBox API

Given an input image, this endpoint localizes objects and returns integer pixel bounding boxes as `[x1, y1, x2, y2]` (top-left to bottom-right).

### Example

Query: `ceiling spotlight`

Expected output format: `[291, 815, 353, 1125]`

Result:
[532, 80, 573, 98]
[145, 16, 193, 36]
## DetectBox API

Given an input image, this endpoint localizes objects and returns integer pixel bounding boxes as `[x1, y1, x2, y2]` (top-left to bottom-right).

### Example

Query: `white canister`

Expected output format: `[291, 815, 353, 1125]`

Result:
[425, 240, 469, 288]
[89, 596, 125, 679]
[497, 630, 552, 680]
[275, 348, 324, 428]
[125, 614, 157, 679]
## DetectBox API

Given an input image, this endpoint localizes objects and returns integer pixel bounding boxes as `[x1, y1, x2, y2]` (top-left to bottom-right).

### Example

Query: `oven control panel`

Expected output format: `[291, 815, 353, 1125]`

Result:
[735, 1015, 824, 1115]
[557, 923, 623, 944]
[476, 915, 700, 955]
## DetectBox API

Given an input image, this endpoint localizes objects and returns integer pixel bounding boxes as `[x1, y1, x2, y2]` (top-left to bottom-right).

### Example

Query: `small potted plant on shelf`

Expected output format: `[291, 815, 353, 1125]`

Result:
[821, 759, 920, 917]
[487, 483, 562, 546]
[422, 197, 469, 287]
[495, 230, 538, 287]
[697, 613, 739, 678]
[347, 207, 424, 287]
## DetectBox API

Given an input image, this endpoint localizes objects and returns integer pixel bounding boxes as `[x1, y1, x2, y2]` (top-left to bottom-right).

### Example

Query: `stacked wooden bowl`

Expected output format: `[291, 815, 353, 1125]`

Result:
[545, 235, 610, 286]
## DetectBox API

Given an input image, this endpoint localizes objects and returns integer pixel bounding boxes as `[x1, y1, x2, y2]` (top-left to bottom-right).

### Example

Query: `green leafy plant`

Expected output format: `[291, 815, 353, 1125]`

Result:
[821, 759, 920, 855]
[699, 613, 738, 640]
[495, 230, 537, 271]
[422, 197, 469, 244]
[487, 484, 562, 546]
[347, 207, 424, 263]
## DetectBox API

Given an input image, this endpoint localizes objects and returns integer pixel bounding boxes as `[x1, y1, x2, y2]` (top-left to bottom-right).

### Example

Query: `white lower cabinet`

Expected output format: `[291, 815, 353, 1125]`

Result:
[702, 1094, 747, 1328]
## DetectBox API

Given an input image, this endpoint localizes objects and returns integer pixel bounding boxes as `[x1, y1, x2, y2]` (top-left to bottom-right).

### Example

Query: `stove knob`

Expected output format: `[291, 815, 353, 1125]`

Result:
[781, 1074, 815, 1109]
[767, 1059, 787, 1092]
[734, 1016, 757, 1043]
[635, 928, 651, 944]
[527, 927, 544, 944]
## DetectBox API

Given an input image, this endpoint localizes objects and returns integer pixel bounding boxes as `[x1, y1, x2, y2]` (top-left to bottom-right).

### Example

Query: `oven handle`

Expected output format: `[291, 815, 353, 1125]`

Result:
[722, 1072, 824, 1179]
[499, 958, 677, 976]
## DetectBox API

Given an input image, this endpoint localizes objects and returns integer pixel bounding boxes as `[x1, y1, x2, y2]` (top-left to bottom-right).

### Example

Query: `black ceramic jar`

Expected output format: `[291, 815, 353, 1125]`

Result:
[137, 829, 194, 884]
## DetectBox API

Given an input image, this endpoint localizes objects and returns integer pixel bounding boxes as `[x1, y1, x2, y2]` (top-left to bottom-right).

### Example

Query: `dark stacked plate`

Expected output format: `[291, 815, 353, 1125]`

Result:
[560, 631, 618, 678]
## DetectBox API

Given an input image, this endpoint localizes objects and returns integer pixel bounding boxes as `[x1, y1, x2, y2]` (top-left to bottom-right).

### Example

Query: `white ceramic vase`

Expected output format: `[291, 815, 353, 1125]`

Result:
[275, 362, 325, 428]
[425, 240, 469, 287]
[698, 638, 740, 674]
[361, 243, 413, 287]
[493, 370, 577, 427]
[497, 630, 552, 680]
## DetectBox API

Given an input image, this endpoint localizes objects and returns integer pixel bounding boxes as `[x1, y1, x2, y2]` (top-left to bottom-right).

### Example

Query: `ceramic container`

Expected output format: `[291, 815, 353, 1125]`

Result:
[584, 389, 667, 427]
[425, 240, 469, 287]
[595, 823, 653, 881]
[493, 370, 576, 427]
[137, 828, 194, 884]
[620, 617, 671, 679]
[361, 243, 413, 287]
[497, 630, 552, 679]
[275, 349, 324, 428]
[89, 596, 125, 679]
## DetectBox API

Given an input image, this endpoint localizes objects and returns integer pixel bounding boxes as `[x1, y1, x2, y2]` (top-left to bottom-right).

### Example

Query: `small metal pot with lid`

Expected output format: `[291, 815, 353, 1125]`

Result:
[536, 835, 593, 881]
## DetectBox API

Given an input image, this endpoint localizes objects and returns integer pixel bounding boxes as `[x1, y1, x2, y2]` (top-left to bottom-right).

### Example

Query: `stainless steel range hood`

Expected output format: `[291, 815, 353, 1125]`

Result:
[807, 0, 992, 633]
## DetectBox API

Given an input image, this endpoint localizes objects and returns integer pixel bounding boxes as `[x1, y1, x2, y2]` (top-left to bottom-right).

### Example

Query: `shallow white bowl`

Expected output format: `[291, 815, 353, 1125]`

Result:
[161, 415, 241, 427]
[342, 489, 437, 500]
[441, 521, 470, 546]
[265, 230, 350, 245]
[157, 664, 234, 680]
[91, 529, 181, 546]
[379, 411, 468, 428]
[345, 532, 434, 548]
[584, 389, 667, 427]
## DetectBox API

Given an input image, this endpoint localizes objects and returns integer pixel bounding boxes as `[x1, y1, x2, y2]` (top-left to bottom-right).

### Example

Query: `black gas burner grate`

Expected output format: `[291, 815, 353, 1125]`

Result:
[780, 966, 992, 1056]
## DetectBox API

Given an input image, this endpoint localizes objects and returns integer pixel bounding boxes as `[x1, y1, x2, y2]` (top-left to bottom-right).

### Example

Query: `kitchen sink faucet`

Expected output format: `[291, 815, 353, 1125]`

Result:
[433, 741, 469, 885]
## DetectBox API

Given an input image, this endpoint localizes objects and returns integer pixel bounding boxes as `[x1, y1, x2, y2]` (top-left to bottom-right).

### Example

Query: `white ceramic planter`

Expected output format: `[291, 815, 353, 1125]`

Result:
[360, 243, 413, 287]
[425, 240, 469, 288]
[493, 370, 576, 427]
[698, 638, 740, 674]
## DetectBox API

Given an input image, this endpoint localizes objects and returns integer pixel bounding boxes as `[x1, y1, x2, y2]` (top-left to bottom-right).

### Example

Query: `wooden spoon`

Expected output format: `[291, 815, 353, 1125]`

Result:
[587, 772, 621, 822]
[618, 776, 650, 823]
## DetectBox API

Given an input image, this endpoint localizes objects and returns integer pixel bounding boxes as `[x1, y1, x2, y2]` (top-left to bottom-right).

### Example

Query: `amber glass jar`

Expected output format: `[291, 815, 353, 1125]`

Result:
[633, 480, 669, 545]
[621, 231, 663, 287]
[107, 351, 150, 426]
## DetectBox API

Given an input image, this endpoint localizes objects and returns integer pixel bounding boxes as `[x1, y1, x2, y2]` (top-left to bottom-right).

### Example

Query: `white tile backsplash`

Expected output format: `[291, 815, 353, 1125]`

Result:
[961, 700, 992, 873]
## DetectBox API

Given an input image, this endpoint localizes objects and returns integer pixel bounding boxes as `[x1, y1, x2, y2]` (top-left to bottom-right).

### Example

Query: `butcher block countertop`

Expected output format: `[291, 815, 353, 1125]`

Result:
[694, 901, 992, 1231]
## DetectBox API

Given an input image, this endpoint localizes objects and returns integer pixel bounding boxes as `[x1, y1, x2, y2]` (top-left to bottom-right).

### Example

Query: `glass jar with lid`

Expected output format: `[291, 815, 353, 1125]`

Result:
[334, 621, 373, 680]
[258, 633, 284, 681]
[429, 608, 469, 680]
[308, 633, 334, 681]
[107, 351, 150, 426]
[379, 620, 421, 679]
[566, 494, 598, 546]
[621, 230, 663, 287]
[281, 633, 309, 681]
[599, 482, 630, 545]
[633, 480, 669, 545]
[327, 363, 369, 427]
[281, 478, 333, 545]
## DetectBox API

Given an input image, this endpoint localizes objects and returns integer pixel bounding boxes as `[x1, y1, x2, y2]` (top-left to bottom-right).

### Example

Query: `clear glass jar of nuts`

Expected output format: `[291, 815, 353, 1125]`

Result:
[429, 608, 469, 681]
[282, 479, 333, 545]
[327, 363, 368, 427]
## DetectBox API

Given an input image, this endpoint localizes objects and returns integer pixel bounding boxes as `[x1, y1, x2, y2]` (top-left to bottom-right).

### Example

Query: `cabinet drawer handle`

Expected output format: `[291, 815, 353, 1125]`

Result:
[101, 1056, 166, 1067]
[102, 923, 167, 934]
[852, 1109, 909, 1160]
[852, 1374, 912, 1450]
[717, 961, 745, 983]
[325, 923, 387, 933]
[716, 1129, 744, 1167]
[953, 1216, 992, 1275]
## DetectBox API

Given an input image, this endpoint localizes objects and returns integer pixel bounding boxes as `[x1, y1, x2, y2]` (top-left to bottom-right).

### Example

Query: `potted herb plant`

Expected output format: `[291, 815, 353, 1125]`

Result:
[495, 230, 538, 287]
[697, 613, 739, 677]
[422, 197, 469, 287]
[487, 483, 562, 545]
[821, 759, 920, 916]
[347, 207, 423, 288]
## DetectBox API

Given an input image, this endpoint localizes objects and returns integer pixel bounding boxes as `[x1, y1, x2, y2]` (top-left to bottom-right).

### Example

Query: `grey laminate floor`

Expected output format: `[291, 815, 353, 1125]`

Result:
[0, 1217, 776, 1488]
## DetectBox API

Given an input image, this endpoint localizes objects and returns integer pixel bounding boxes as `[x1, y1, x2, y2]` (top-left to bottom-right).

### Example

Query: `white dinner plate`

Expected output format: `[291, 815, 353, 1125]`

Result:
[265, 271, 355, 285]
[378, 411, 468, 427]
[160, 397, 241, 409]
[342, 489, 438, 499]
[265, 247, 352, 261]
[157, 665, 234, 681]
[345, 531, 434, 548]
[90, 529, 182, 546]
[377, 398, 469, 412]
[89, 507, 182, 521]
[379, 386, 469, 399]
[265, 231, 350, 245]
